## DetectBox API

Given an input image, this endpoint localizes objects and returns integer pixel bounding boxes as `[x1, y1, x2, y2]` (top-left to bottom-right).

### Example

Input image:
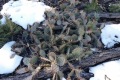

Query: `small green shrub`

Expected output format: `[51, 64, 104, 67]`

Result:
[108, 3, 120, 12]
[85, 0, 101, 12]
[0, 18, 22, 47]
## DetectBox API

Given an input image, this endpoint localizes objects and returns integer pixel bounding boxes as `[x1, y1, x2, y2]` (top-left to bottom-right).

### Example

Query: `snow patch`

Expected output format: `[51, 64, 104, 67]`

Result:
[101, 24, 120, 48]
[47, 77, 66, 80]
[0, 16, 6, 25]
[91, 24, 120, 80]
[89, 60, 120, 80]
[0, 41, 22, 74]
[0, 0, 52, 29]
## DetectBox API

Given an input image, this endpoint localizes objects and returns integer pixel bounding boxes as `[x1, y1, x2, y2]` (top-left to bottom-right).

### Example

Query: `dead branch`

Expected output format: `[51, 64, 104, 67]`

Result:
[34, 47, 120, 79]
[78, 47, 120, 68]
[1, 47, 120, 80]
[88, 13, 120, 18]
[0, 73, 31, 80]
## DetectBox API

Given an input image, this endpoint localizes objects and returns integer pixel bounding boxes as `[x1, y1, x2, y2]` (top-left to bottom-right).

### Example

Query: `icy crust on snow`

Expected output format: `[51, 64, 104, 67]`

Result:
[0, 41, 22, 74]
[89, 60, 120, 80]
[0, 0, 51, 29]
[101, 24, 120, 48]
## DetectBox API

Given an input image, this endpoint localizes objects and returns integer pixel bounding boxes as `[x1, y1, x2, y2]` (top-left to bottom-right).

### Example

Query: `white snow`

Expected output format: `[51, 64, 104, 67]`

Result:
[47, 77, 66, 80]
[0, 16, 6, 25]
[0, 41, 22, 74]
[1, 0, 120, 79]
[0, 0, 52, 75]
[0, 0, 52, 29]
[90, 23, 120, 80]
[101, 24, 120, 48]
[89, 60, 120, 80]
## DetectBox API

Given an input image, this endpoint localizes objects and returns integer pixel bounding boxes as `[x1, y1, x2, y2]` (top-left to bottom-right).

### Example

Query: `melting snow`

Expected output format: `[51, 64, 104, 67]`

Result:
[89, 60, 120, 80]
[1, 0, 120, 79]
[0, 16, 6, 25]
[0, 0, 52, 29]
[47, 77, 66, 80]
[0, 41, 22, 74]
[101, 24, 120, 48]
[90, 24, 120, 80]
[0, 0, 52, 75]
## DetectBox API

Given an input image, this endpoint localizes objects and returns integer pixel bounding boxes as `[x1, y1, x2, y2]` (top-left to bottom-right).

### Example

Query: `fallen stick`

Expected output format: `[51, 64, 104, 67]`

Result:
[78, 47, 120, 68]
[37, 47, 120, 79]
[2, 47, 120, 80]
[0, 73, 31, 80]
[88, 12, 120, 18]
